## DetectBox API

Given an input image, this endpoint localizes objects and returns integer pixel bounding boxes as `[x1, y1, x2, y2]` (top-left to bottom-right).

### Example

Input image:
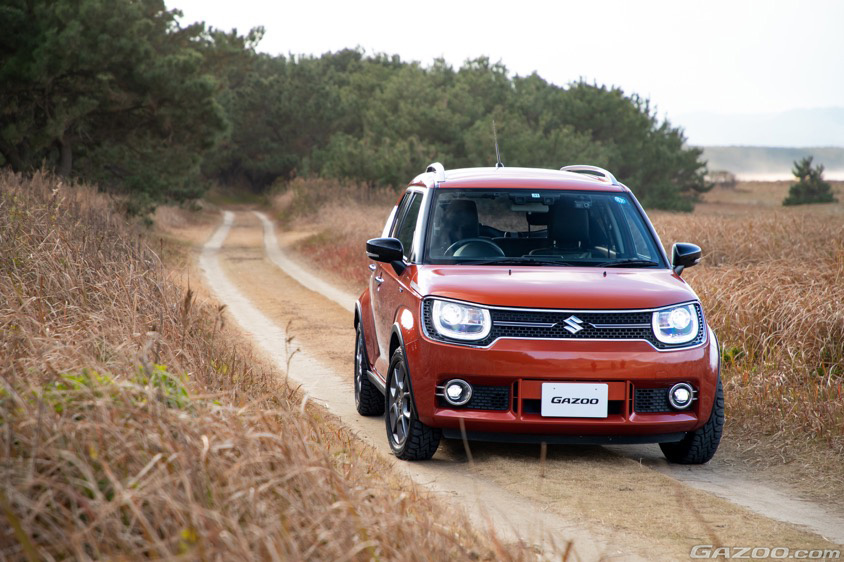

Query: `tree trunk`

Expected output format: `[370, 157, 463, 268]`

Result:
[59, 137, 72, 177]
[0, 139, 25, 170]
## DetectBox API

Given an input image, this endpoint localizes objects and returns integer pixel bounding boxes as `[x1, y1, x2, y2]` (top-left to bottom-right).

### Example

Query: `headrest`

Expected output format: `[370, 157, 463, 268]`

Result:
[526, 211, 550, 226]
[443, 199, 479, 238]
[549, 200, 590, 248]
[445, 199, 478, 222]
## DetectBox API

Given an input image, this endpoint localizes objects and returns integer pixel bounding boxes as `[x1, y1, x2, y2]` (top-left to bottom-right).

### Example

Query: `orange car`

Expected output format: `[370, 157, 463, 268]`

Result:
[354, 163, 723, 463]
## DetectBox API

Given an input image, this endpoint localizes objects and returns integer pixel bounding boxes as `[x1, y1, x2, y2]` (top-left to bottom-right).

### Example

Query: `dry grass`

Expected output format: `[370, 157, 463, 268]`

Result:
[0, 171, 527, 560]
[654, 186, 844, 477]
[273, 178, 399, 290]
[274, 178, 844, 481]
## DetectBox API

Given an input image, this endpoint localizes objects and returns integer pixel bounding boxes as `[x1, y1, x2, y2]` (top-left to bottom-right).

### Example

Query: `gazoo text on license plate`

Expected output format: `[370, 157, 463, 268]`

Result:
[541, 383, 609, 418]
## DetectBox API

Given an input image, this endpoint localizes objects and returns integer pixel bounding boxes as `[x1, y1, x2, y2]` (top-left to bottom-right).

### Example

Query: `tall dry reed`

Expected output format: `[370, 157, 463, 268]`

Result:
[273, 178, 399, 289]
[0, 172, 527, 560]
[652, 208, 844, 463]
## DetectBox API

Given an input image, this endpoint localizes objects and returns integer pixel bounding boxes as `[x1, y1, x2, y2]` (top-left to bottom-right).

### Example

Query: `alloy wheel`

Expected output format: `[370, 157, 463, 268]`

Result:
[354, 329, 364, 405]
[388, 362, 412, 447]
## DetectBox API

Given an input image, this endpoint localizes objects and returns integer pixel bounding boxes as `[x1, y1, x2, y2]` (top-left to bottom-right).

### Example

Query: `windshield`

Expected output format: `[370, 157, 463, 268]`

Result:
[423, 189, 665, 267]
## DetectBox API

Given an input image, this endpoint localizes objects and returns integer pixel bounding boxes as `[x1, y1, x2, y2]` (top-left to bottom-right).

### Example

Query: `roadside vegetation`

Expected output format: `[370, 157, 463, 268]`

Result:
[783, 156, 838, 206]
[2, 1, 708, 211]
[653, 196, 844, 480]
[0, 171, 528, 560]
[273, 179, 844, 489]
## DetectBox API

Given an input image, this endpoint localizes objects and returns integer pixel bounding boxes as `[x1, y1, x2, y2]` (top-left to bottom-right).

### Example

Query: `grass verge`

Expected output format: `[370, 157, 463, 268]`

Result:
[0, 171, 526, 560]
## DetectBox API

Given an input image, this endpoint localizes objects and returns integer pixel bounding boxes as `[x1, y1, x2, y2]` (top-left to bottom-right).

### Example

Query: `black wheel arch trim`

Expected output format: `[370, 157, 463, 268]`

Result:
[354, 301, 363, 329]
[711, 325, 722, 416]
[689, 324, 720, 431]
[711, 326, 721, 376]
[355, 301, 387, 395]
[389, 323, 420, 417]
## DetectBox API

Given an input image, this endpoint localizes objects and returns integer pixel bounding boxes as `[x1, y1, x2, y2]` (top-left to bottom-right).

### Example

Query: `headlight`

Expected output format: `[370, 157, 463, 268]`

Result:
[652, 303, 699, 345]
[431, 299, 491, 341]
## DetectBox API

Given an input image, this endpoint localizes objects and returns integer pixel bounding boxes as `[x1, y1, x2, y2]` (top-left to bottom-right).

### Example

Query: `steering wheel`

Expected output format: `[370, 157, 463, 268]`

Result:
[444, 238, 505, 258]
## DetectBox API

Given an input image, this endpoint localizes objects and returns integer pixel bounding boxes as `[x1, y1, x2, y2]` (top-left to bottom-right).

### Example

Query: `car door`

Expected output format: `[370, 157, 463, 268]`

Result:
[370, 192, 411, 372]
[372, 191, 423, 373]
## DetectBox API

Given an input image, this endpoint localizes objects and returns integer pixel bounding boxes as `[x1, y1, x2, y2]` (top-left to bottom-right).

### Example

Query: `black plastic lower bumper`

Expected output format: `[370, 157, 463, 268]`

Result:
[441, 429, 686, 445]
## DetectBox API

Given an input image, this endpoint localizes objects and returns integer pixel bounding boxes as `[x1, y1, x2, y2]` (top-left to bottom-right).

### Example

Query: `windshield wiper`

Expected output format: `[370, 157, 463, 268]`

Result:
[595, 259, 660, 268]
[466, 257, 574, 266]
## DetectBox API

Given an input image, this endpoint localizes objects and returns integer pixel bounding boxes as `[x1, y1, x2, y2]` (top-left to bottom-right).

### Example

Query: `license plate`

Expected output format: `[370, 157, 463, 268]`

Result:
[541, 383, 608, 418]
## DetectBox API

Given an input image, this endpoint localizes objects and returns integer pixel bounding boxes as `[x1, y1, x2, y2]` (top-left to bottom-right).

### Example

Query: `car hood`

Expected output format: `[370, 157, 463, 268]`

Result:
[414, 266, 698, 310]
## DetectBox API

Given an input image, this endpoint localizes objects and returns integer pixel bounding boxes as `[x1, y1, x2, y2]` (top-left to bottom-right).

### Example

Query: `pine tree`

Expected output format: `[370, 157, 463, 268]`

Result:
[783, 156, 837, 206]
[0, 0, 228, 209]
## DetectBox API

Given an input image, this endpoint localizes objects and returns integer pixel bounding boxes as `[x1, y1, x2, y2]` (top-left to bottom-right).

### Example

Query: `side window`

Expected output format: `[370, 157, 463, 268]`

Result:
[389, 194, 412, 238]
[395, 193, 423, 260]
[619, 204, 658, 260]
[381, 204, 400, 238]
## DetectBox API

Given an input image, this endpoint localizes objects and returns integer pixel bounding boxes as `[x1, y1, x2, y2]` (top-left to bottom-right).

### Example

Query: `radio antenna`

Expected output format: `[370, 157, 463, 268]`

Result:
[493, 119, 504, 168]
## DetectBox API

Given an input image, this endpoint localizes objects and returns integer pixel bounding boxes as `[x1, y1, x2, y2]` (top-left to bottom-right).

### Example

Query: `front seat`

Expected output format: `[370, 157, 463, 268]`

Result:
[529, 201, 590, 256]
[431, 199, 481, 253]
[443, 199, 480, 242]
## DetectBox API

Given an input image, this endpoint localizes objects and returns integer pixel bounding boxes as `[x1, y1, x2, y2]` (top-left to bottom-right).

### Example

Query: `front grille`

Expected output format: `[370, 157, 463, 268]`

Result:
[438, 385, 510, 411]
[634, 388, 672, 413]
[468, 386, 510, 410]
[423, 300, 705, 350]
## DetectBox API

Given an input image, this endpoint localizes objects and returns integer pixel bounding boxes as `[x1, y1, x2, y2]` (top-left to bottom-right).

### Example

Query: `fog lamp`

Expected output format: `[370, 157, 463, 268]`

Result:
[443, 379, 473, 406]
[669, 382, 694, 410]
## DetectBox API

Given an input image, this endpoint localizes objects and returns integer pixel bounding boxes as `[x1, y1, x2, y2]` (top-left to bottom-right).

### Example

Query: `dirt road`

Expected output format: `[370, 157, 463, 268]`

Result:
[195, 210, 843, 559]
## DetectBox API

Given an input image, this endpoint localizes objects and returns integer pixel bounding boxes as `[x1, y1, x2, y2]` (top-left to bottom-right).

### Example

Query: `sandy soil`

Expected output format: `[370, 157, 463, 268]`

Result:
[187, 209, 844, 559]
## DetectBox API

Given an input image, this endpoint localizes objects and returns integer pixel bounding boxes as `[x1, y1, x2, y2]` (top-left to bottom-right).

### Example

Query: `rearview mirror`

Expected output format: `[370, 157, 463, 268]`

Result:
[672, 243, 701, 276]
[366, 237, 406, 274]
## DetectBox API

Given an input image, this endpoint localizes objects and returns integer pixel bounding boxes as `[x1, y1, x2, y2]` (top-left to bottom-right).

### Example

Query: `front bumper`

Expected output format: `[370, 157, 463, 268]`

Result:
[406, 327, 719, 439]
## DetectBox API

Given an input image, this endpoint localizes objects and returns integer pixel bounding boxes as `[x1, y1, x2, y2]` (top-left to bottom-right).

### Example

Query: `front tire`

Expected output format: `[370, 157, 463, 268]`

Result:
[354, 324, 384, 416]
[660, 376, 724, 464]
[385, 348, 441, 460]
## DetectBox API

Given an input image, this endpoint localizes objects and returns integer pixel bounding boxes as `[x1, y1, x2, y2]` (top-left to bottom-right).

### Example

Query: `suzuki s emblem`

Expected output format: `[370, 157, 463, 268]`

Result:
[562, 315, 584, 334]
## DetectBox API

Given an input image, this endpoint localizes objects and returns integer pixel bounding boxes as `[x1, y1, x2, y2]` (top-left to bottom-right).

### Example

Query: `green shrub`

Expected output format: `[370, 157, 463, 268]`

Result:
[783, 156, 837, 206]
[40, 365, 190, 415]
[133, 364, 191, 410]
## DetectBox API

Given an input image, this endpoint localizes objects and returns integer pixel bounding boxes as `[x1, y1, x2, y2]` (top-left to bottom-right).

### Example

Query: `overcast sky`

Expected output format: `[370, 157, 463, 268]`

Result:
[169, 0, 844, 145]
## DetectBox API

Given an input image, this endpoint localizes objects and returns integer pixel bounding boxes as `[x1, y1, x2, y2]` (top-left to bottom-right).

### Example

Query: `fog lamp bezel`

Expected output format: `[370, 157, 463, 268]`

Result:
[442, 379, 473, 406]
[668, 382, 695, 410]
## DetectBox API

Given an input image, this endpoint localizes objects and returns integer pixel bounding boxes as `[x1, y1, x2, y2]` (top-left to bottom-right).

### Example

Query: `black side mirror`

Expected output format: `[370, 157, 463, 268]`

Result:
[366, 237, 406, 274]
[672, 243, 702, 276]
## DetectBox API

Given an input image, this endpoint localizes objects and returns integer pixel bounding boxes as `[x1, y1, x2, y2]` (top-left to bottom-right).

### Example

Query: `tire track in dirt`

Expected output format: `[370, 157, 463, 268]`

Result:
[254, 211, 355, 312]
[199, 210, 843, 559]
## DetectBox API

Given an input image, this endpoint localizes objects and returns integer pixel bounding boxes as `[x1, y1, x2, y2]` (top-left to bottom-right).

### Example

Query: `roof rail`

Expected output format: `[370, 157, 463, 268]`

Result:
[560, 165, 619, 185]
[425, 162, 446, 182]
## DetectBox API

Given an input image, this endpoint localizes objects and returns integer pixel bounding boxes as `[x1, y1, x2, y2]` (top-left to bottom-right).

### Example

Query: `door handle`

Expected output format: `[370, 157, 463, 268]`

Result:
[369, 264, 376, 271]
[374, 276, 384, 284]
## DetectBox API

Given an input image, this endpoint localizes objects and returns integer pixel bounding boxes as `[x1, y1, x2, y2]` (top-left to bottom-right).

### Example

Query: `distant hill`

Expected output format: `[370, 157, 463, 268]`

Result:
[699, 146, 844, 181]
[677, 107, 844, 147]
